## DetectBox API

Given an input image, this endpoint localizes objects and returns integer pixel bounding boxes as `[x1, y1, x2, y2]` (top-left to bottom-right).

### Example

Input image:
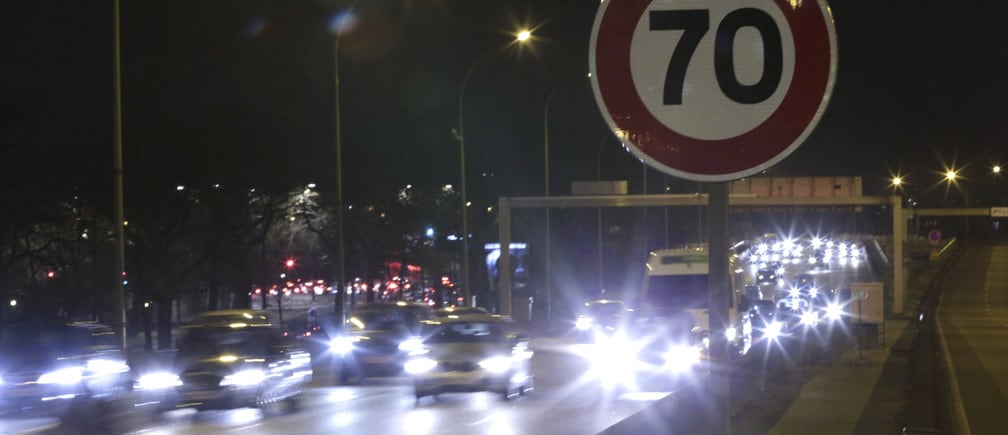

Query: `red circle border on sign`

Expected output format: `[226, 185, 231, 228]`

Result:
[592, 0, 835, 181]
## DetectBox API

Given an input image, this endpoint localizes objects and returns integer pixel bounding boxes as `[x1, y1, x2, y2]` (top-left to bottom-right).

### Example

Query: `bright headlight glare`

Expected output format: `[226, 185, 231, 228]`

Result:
[665, 345, 701, 373]
[479, 356, 512, 374]
[575, 316, 593, 330]
[404, 358, 437, 374]
[87, 358, 130, 375]
[825, 303, 843, 321]
[800, 310, 820, 327]
[724, 326, 738, 340]
[137, 372, 182, 390]
[221, 369, 266, 386]
[330, 336, 357, 354]
[764, 321, 784, 341]
[37, 367, 84, 385]
[398, 337, 424, 353]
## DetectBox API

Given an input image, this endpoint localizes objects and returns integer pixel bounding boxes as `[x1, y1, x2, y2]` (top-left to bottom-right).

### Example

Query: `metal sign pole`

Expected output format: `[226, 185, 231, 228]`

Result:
[707, 182, 730, 435]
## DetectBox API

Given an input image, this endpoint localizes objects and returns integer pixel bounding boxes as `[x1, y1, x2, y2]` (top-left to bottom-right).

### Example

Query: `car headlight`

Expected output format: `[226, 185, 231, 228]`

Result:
[800, 310, 820, 327]
[825, 303, 844, 321]
[137, 372, 182, 390]
[664, 345, 701, 373]
[575, 316, 594, 330]
[221, 369, 266, 386]
[763, 321, 784, 341]
[329, 336, 358, 355]
[478, 356, 512, 374]
[404, 358, 437, 374]
[37, 367, 84, 385]
[724, 326, 738, 341]
[398, 337, 424, 353]
[87, 358, 130, 376]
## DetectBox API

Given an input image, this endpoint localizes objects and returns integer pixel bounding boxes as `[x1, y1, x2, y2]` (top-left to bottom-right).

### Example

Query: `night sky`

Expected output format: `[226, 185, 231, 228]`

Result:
[4, 0, 1007, 207]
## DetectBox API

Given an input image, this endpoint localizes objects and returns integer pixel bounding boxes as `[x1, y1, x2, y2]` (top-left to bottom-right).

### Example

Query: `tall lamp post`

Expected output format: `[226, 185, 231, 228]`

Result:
[330, 4, 362, 323]
[458, 30, 531, 308]
[112, 0, 127, 349]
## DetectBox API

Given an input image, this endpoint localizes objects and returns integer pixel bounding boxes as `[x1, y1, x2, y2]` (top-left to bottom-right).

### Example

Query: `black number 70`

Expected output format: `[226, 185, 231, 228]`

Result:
[650, 8, 783, 105]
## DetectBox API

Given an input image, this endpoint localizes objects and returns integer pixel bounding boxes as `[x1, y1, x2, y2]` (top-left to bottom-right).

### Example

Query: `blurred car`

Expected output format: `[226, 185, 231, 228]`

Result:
[195, 309, 273, 326]
[329, 301, 433, 383]
[405, 313, 533, 402]
[755, 266, 780, 285]
[808, 249, 830, 269]
[135, 314, 312, 413]
[433, 306, 489, 319]
[0, 319, 131, 427]
[574, 299, 631, 342]
[583, 306, 702, 391]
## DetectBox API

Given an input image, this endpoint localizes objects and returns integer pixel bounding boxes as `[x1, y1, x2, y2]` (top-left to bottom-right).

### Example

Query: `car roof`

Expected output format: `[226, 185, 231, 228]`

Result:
[193, 310, 274, 327]
[433, 306, 488, 316]
[423, 312, 511, 325]
[584, 299, 624, 306]
[354, 301, 430, 310]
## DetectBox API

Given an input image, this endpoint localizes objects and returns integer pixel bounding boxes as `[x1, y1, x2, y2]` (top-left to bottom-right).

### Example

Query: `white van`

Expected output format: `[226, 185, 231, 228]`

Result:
[640, 245, 753, 357]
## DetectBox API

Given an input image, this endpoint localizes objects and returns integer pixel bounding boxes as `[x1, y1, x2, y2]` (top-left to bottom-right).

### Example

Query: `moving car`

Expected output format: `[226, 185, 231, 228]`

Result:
[405, 313, 533, 402]
[330, 301, 433, 383]
[433, 306, 489, 319]
[574, 299, 631, 342]
[0, 319, 131, 428]
[135, 312, 312, 413]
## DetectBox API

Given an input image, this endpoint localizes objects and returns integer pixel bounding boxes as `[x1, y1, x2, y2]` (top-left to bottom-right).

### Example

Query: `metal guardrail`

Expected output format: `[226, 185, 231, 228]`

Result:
[905, 239, 964, 434]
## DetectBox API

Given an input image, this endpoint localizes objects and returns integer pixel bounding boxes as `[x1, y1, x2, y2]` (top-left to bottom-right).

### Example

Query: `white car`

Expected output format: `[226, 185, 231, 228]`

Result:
[405, 314, 533, 403]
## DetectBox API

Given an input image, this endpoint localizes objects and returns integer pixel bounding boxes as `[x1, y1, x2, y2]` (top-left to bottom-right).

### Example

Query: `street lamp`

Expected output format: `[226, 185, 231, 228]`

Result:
[330, 3, 362, 322]
[458, 29, 533, 308]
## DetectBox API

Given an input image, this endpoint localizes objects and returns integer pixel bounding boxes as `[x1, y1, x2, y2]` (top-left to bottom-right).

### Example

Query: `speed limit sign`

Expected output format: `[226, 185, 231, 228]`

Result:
[590, 0, 837, 181]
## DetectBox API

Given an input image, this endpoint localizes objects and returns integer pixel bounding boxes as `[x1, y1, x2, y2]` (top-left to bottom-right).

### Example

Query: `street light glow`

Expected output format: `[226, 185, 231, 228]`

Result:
[891, 176, 902, 187]
[994, 165, 1002, 174]
[945, 169, 957, 182]
[516, 29, 531, 42]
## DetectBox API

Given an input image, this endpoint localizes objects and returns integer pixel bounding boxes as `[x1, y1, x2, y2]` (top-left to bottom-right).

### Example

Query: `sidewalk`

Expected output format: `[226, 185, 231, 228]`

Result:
[767, 318, 911, 435]
[765, 252, 951, 435]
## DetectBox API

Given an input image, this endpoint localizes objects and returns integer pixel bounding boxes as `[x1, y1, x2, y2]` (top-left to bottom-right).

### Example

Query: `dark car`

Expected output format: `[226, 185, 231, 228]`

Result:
[0, 320, 132, 428]
[330, 301, 433, 383]
[433, 306, 489, 319]
[574, 299, 631, 342]
[583, 306, 702, 392]
[755, 267, 780, 285]
[135, 313, 312, 413]
[406, 313, 533, 402]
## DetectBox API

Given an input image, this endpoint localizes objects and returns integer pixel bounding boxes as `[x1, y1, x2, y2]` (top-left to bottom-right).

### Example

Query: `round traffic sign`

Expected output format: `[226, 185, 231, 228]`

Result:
[589, 0, 837, 182]
[928, 229, 941, 245]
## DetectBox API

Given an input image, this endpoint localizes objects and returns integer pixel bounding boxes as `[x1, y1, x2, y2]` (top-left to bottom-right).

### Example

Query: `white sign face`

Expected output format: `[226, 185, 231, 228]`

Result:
[991, 207, 1008, 217]
[590, 0, 837, 182]
[630, 0, 796, 140]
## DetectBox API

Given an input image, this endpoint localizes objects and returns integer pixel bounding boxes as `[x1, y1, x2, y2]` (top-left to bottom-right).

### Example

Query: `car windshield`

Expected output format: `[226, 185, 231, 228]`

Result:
[425, 322, 506, 344]
[350, 308, 424, 331]
[586, 302, 625, 317]
[177, 326, 275, 357]
[645, 275, 709, 309]
[0, 322, 117, 355]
